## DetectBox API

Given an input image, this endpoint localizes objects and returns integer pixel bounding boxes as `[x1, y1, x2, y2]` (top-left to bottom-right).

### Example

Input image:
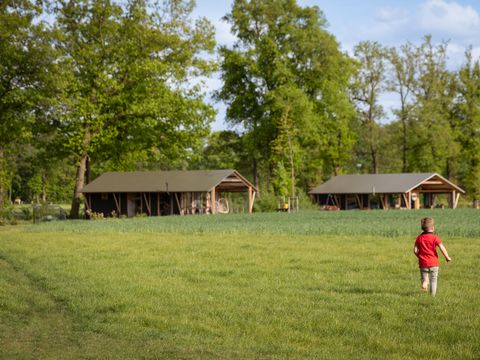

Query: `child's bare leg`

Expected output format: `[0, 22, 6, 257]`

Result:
[429, 267, 439, 296]
[420, 268, 429, 291]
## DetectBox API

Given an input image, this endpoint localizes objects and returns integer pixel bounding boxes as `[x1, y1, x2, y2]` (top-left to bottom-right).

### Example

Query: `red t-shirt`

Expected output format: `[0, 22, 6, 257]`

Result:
[415, 232, 442, 268]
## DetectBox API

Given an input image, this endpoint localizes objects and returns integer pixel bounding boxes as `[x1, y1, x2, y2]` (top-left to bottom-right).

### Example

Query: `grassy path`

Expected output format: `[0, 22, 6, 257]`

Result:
[0, 255, 80, 358]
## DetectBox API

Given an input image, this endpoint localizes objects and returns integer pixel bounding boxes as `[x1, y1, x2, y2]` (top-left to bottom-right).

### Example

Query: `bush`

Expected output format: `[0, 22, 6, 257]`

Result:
[254, 192, 278, 212]
[33, 204, 67, 223]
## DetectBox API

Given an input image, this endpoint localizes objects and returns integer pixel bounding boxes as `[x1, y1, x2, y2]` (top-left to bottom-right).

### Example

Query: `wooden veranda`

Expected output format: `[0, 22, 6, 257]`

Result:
[82, 170, 257, 218]
[309, 173, 465, 210]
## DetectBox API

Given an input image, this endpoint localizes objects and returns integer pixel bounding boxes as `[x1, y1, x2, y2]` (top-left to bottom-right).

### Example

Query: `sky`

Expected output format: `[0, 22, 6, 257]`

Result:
[192, 0, 480, 130]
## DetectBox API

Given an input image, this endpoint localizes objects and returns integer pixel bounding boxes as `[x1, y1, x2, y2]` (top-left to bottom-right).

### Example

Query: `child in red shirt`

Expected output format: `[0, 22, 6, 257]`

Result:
[413, 217, 451, 296]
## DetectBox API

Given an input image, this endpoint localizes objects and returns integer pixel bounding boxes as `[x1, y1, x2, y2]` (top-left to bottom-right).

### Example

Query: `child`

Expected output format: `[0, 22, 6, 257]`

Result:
[413, 217, 451, 296]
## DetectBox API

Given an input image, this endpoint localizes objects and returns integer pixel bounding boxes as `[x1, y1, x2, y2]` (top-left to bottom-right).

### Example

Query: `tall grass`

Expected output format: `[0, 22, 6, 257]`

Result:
[26, 208, 480, 238]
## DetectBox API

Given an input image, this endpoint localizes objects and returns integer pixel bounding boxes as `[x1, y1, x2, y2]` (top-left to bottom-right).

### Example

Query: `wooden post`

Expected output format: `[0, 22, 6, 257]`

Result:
[379, 194, 386, 209]
[84, 194, 92, 212]
[402, 193, 408, 208]
[170, 195, 173, 215]
[157, 192, 160, 216]
[450, 190, 456, 209]
[454, 192, 460, 209]
[143, 193, 151, 216]
[333, 195, 340, 208]
[206, 192, 210, 214]
[355, 194, 363, 209]
[251, 191, 256, 213]
[112, 193, 120, 216]
[248, 186, 253, 214]
[174, 193, 181, 215]
[414, 192, 420, 210]
[211, 187, 216, 214]
[407, 192, 412, 209]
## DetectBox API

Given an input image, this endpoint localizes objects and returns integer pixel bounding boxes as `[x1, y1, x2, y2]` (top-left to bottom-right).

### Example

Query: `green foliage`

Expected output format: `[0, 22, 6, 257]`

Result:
[217, 0, 356, 192]
[351, 41, 388, 173]
[51, 0, 217, 217]
[190, 131, 250, 174]
[0, 0, 57, 206]
[453, 49, 480, 201]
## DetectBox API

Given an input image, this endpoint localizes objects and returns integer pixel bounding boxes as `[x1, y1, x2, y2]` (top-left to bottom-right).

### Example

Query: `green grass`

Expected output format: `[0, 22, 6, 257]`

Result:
[26, 208, 480, 238]
[1, 210, 479, 359]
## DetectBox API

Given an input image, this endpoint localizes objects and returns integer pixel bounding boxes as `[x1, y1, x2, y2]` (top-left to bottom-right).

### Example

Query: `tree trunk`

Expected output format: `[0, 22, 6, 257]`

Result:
[41, 172, 47, 203]
[85, 156, 91, 184]
[401, 104, 408, 172]
[370, 145, 378, 174]
[0, 145, 5, 207]
[252, 157, 259, 190]
[70, 127, 91, 219]
[70, 154, 88, 218]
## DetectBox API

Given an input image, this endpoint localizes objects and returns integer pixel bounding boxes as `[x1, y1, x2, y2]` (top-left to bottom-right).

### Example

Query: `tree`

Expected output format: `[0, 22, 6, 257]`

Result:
[191, 130, 250, 173]
[0, 0, 56, 206]
[453, 49, 480, 203]
[388, 43, 419, 172]
[52, 0, 216, 218]
[351, 41, 387, 174]
[217, 0, 355, 193]
[408, 37, 458, 176]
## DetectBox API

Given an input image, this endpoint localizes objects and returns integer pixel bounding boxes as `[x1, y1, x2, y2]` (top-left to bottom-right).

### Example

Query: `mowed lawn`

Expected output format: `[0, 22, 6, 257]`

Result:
[1, 211, 479, 359]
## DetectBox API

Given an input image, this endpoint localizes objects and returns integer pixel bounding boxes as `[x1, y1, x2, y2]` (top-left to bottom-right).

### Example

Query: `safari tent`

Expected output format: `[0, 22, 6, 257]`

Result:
[81, 169, 257, 218]
[309, 173, 465, 210]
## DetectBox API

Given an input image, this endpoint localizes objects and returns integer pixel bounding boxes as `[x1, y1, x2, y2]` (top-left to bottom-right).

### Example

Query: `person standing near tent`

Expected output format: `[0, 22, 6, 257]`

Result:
[413, 217, 452, 296]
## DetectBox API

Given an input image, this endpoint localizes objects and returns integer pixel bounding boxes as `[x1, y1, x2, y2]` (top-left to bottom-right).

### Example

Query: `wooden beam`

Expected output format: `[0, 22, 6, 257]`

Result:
[112, 193, 120, 216]
[333, 195, 340, 208]
[143, 193, 151, 216]
[251, 191, 256, 213]
[454, 192, 460, 209]
[355, 194, 363, 209]
[379, 194, 386, 209]
[84, 194, 91, 212]
[174, 193, 181, 215]
[423, 180, 443, 185]
[407, 192, 412, 209]
[402, 193, 408, 208]
[248, 187, 253, 214]
[211, 187, 216, 214]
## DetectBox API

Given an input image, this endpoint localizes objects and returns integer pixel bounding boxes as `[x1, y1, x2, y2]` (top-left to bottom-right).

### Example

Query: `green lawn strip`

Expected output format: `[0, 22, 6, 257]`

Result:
[1, 230, 479, 359]
[24, 208, 480, 238]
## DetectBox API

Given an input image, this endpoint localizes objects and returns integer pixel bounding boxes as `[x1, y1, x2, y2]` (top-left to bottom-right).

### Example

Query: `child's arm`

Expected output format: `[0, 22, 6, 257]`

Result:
[413, 245, 419, 257]
[439, 243, 452, 262]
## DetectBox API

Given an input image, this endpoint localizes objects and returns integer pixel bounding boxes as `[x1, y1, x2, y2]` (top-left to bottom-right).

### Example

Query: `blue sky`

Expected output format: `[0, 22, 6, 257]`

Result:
[192, 0, 480, 130]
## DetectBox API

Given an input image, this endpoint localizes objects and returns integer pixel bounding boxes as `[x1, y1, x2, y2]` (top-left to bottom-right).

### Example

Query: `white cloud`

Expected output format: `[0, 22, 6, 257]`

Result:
[375, 7, 409, 24]
[419, 0, 480, 36]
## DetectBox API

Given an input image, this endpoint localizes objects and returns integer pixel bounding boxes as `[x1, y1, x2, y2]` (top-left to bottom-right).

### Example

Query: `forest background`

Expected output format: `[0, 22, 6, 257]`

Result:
[1, 0, 480, 218]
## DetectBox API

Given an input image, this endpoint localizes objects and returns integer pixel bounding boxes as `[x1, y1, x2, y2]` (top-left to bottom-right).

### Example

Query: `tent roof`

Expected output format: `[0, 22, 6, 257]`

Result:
[82, 170, 257, 193]
[309, 173, 465, 195]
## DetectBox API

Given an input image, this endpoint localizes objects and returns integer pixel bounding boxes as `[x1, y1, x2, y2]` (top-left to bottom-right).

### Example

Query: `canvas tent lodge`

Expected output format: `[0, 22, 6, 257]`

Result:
[309, 173, 465, 210]
[81, 170, 257, 218]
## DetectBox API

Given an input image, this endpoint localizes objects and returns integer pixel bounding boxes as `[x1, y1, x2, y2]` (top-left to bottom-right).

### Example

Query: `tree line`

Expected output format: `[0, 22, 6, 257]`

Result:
[1, 0, 479, 217]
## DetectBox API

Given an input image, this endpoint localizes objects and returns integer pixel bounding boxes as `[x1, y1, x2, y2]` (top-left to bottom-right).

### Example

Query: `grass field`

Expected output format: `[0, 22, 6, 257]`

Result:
[1, 210, 479, 359]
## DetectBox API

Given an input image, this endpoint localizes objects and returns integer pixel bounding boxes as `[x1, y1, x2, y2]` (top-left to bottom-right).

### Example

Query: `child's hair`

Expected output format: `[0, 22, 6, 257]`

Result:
[421, 217, 434, 231]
